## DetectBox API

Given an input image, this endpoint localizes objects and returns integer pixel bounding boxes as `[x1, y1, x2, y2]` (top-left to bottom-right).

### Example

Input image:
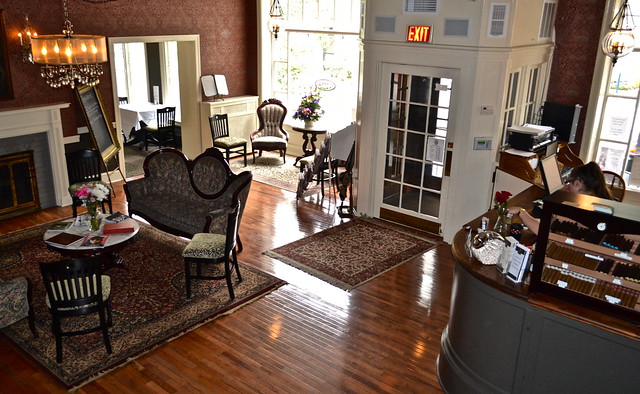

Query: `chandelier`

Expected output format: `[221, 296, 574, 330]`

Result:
[601, 0, 636, 65]
[30, 0, 107, 88]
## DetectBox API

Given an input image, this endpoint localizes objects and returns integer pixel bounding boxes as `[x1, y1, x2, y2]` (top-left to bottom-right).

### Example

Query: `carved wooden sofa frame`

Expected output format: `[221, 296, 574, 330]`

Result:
[124, 148, 252, 248]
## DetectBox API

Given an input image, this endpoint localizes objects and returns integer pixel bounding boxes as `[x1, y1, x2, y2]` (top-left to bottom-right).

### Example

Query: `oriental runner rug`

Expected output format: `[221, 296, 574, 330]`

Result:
[265, 218, 439, 291]
[0, 221, 284, 389]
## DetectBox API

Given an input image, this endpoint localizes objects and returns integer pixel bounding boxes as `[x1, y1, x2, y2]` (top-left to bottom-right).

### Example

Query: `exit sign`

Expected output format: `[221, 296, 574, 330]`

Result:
[406, 25, 432, 43]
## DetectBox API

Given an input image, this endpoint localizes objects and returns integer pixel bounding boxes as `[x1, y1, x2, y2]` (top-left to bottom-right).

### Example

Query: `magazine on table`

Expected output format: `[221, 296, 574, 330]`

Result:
[80, 234, 110, 247]
[48, 221, 72, 231]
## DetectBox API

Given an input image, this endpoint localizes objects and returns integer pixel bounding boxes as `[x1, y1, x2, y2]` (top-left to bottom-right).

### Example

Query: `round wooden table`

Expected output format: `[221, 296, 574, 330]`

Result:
[44, 216, 139, 271]
[292, 126, 327, 165]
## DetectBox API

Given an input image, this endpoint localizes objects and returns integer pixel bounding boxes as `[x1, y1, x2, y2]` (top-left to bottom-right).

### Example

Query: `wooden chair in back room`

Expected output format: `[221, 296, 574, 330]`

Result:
[250, 98, 289, 163]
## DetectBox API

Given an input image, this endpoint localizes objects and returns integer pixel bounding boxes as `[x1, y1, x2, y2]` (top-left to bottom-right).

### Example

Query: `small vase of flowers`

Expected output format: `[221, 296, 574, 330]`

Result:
[75, 182, 110, 232]
[493, 190, 512, 237]
[292, 90, 325, 128]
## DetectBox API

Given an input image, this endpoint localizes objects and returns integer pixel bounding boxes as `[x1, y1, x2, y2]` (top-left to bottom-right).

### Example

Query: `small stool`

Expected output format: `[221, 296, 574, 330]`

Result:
[181, 202, 242, 299]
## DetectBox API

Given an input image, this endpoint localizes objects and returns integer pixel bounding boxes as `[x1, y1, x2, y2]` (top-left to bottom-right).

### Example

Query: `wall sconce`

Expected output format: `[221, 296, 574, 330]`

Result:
[17, 15, 37, 63]
[268, 0, 284, 39]
[601, 0, 636, 65]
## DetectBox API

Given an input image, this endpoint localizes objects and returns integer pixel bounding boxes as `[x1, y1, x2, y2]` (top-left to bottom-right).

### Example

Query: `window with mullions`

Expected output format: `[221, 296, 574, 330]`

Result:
[271, 0, 361, 129]
[590, 0, 640, 189]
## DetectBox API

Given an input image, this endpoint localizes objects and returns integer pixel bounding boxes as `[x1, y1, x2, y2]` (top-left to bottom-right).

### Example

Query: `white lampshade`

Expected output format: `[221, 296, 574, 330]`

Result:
[31, 34, 107, 65]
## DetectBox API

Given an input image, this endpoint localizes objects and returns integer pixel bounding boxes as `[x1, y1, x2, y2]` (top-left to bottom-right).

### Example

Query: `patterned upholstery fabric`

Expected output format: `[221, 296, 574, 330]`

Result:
[124, 148, 252, 239]
[0, 277, 29, 328]
[182, 233, 226, 259]
[214, 136, 247, 149]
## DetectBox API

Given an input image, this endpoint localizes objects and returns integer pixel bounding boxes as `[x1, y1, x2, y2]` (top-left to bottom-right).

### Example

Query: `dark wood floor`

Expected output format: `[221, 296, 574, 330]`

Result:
[0, 179, 453, 393]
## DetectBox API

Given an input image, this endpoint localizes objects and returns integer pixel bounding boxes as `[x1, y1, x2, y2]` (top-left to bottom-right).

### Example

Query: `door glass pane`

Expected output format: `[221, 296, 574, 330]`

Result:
[383, 181, 401, 206]
[387, 129, 405, 155]
[403, 159, 423, 186]
[405, 132, 425, 160]
[388, 101, 406, 128]
[420, 190, 441, 216]
[408, 104, 427, 132]
[401, 185, 420, 211]
[410, 76, 430, 103]
[384, 155, 402, 181]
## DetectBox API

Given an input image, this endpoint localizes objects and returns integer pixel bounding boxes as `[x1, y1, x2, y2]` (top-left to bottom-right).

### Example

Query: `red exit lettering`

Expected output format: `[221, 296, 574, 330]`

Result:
[406, 25, 432, 42]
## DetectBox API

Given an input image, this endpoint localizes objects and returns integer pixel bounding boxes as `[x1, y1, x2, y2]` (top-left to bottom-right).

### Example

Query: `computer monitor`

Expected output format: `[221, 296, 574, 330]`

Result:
[539, 154, 564, 195]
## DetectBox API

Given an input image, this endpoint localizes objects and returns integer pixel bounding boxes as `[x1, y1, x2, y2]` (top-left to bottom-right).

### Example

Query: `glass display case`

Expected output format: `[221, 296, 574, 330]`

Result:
[531, 190, 640, 323]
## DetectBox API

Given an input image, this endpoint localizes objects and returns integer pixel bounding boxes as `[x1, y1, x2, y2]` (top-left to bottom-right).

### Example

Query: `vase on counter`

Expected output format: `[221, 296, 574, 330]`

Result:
[493, 206, 509, 237]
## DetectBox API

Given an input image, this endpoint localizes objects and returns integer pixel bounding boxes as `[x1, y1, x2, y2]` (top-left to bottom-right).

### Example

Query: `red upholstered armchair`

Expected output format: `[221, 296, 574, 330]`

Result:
[250, 98, 289, 163]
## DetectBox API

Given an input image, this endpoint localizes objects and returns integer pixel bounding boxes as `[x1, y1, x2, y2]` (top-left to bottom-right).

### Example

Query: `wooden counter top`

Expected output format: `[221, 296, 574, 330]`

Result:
[451, 186, 640, 341]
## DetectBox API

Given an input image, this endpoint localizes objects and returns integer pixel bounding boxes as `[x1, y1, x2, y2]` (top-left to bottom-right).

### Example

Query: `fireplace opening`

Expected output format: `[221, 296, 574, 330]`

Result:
[0, 151, 41, 220]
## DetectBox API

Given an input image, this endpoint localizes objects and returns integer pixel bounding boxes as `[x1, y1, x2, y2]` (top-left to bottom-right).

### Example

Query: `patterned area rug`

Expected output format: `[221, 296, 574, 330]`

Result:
[0, 222, 284, 389]
[229, 151, 300, 193]
[265, 219, 438, 290]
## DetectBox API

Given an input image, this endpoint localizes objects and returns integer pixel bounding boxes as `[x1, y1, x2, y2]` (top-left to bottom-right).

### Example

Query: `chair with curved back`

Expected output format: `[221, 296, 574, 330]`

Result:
[209, 114, 247, 167]
[141, 106, 177, 151]
[250, 98, 289, 163]
[39, 258, 113, 363]
[66, 149, 113, 217]
[603, 170, 626, 202]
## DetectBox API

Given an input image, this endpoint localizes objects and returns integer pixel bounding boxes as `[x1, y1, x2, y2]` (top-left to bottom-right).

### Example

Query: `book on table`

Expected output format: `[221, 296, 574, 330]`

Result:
[46, 232, 83, 246]
[103, 220, 135, 234]
[105, 211, 129, 223]
[48, 221, 72, 231]
[80, 235, 109, 247]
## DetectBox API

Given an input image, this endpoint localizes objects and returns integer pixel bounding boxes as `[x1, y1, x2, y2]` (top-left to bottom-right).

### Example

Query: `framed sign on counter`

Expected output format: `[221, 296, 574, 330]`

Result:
[75, 85, 120, 162]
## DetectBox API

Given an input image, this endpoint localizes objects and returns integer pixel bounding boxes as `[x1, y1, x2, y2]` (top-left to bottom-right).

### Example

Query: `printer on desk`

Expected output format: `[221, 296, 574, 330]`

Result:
[508, 124, 556, 152]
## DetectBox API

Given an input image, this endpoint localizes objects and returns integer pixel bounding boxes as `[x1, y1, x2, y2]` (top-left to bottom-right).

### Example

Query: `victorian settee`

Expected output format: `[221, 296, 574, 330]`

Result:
[124, 148, 252, 246]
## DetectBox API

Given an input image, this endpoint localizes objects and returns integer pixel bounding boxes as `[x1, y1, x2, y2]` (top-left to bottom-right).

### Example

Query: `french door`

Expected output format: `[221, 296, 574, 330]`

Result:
[377, 64, 457, 233]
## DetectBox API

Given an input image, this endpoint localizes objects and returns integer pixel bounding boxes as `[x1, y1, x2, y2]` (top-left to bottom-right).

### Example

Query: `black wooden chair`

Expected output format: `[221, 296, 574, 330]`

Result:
[39, 258, 113, 363]
[209, 114, 247, 167]
[182, 200, 242, 299]
[66, 149, 113, 217]
[118, 97, 128, 105]
[141, 107, 177, 151]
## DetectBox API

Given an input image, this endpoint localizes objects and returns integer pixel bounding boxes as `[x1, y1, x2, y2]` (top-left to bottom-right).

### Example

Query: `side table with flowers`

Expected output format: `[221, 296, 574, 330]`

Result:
[292, 90, 325, 128]
[493, 190, 512, 237]
[74, 182, 111, 232]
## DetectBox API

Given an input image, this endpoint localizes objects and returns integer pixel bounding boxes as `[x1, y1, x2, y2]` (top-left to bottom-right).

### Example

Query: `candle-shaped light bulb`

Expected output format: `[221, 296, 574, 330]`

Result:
[18, 32, 23, 46]
[54, 44, 60, 54]
[81, 43, 87, 52]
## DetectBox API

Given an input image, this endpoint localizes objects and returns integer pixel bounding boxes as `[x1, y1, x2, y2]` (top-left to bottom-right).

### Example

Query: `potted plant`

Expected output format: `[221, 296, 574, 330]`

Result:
[292, 90, 325, 128]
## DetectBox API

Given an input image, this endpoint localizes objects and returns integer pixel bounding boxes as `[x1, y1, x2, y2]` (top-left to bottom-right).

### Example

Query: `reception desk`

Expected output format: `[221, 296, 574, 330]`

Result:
[437, 186, 640, 393]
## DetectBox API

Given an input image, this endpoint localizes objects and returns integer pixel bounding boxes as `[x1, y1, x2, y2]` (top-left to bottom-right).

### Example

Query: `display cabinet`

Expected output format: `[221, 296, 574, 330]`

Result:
[531, 190, 640, 323]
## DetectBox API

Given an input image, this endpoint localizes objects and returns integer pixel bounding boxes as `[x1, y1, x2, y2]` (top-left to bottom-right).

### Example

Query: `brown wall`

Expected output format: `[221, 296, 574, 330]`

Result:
[0, 0, 257, 137]
[546, 0, 606, 148]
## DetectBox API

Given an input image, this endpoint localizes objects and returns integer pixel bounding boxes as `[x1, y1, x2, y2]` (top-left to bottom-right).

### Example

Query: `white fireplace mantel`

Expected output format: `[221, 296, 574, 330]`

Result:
[0, 103, 72, 207]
